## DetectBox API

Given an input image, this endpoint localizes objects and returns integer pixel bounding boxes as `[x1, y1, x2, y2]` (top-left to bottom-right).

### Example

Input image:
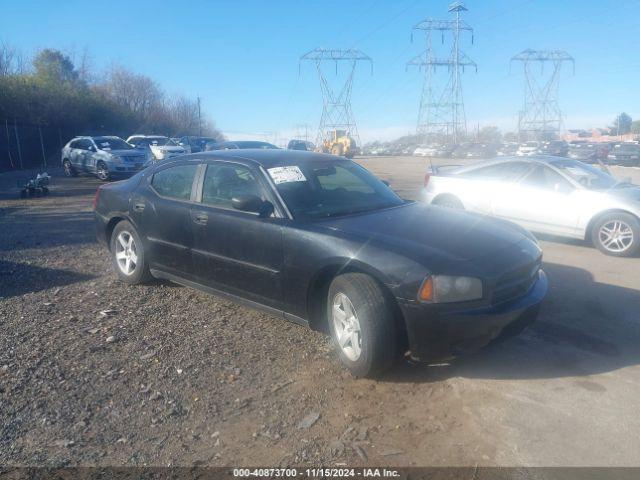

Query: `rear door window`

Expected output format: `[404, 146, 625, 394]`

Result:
[151, 164, 198, 200]
[519, 165, 574, 192]
[201, 163, 266, 209]
[460, 162, 531, 182]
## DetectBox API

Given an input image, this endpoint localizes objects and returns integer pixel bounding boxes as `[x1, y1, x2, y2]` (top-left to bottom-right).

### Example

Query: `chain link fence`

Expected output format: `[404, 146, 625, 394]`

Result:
[0, 120, 75, 173]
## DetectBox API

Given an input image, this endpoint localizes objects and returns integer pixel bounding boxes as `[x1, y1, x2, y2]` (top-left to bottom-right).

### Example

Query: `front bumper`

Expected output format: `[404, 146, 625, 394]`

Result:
[398, 270, 548, 361]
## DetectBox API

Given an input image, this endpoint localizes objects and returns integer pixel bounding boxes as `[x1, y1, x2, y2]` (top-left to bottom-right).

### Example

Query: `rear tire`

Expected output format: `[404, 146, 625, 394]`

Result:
[110, 221, 152, 284]
[63, 160, 77, 177]
[592, 213, 640, 257]
[96, 161, 110, 181]
[327, 273, 398, 378]
[433, 195, 464, 209]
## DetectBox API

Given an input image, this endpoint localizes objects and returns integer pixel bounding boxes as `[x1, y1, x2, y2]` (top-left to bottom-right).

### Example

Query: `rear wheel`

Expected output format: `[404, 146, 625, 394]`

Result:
[63, 160, 77, 177]
[592, 213, 640, 257]
[433, 195, 464, 209]
[110, 221, 151, 284]
[96, 161, 110, 181]
[327, 273, 398, 378]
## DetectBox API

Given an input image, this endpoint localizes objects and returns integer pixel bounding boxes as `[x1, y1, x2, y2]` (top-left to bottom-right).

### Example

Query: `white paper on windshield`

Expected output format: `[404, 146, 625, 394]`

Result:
[268, 166, 307, 184]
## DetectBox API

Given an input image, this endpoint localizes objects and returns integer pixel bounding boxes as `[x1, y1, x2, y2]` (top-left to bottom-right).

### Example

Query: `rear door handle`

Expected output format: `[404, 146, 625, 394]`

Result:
[133, 202, 146, 212]
[193, 212, 208, 225]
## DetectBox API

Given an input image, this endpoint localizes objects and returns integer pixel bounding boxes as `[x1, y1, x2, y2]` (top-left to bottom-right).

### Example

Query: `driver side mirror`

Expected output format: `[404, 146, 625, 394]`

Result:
[232, 195, 274, 217]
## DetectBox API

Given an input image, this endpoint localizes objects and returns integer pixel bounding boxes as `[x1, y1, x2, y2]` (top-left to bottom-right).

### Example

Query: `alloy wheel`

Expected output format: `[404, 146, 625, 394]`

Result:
[97, 164, 109, 181]
[115, 231, 138, 275]
[599, 220, 634, 253]
[332, 292, 362, 361]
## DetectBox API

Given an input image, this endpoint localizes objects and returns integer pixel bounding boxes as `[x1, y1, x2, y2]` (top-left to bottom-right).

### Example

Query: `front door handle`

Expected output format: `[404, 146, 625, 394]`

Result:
[133, 202, 145, 212]
[193, 212, 208, 225]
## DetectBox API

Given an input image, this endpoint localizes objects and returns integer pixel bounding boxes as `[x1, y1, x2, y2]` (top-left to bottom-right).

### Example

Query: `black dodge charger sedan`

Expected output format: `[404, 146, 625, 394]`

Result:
[94, 149, 547, 377]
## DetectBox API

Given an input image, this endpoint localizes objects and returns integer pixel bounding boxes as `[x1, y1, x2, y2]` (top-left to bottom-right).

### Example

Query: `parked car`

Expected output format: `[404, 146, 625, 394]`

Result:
[497, 143, 519, 156]
[287, 139, 315, 151]
[178, 136, 219, 154]
[452, 143, 496, 159]
[126, 135, 187, 161]
[421, 156, 640, 257]
[94, 150, 546, 377]
[607, 143, 640, 166]
[413, 145, 440, 157]
[206, 140, 279, 151]
[61, 136, 147, 181]
[516, 141, 541, 156]
[568, 143, 599, 164]
[539, 140, 569, 157]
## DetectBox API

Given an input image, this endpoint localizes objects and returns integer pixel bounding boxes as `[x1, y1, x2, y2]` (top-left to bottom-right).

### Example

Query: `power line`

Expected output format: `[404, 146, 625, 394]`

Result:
[299, 48, 373, 148]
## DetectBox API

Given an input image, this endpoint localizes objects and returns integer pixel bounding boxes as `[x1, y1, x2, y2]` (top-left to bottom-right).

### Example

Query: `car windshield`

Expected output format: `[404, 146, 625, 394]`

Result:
[94, 138, 132, 150]
[269, 161, 405, 219]
[550, 159, 618, 190]
[136, 137, 175, 146]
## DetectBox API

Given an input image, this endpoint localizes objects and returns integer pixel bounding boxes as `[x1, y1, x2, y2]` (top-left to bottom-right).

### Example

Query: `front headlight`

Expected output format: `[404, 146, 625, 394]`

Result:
[418, 275, 483, 303]
[111, 155, 123, 164]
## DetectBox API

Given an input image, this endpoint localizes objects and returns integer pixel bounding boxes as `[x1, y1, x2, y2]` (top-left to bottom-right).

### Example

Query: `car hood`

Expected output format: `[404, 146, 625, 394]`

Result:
[316, 202, 536, 265]
[150, 145, 184, 153]
[107, 149, 146, 157]
[604, 185, 640, 202]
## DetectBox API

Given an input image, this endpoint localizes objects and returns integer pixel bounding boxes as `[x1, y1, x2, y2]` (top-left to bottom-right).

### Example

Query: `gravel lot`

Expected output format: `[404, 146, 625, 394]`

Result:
[1, 157, 640, 467]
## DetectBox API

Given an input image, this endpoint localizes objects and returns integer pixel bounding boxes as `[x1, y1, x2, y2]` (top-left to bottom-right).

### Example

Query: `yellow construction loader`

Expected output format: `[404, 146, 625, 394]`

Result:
[321, 130, 357, 158]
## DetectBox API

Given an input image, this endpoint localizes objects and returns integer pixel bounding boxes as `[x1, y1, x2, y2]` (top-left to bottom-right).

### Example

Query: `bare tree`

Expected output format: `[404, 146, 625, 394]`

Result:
[104, 65, 163, 117]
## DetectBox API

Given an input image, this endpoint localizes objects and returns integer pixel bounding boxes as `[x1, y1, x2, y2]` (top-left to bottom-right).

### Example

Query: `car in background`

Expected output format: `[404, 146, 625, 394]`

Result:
[496, 143, 519, 156]
[205, 140, 279, 151]
[413, 145, 440, 157]
[540, 140, 569, 157]
[452, 143, 496, 159]
[607, 143, 640, 166]
[568, 143, 599, 164]
[420, 156, 640, 257]
[516, 141, 541, 156]
[287, 139, 315, 151]
[94, 149, 546, 377]
[178, 136, 219, 154]
[126, 135, 187, 161]
[62, 136, 147, 181]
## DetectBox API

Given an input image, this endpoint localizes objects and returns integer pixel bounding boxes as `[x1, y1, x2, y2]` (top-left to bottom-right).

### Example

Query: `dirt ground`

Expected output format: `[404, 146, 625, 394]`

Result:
[1, 158, 640, 467]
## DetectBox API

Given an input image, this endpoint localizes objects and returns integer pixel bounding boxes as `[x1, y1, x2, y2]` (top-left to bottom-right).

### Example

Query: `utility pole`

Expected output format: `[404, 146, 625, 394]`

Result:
[300, 48, 372, 149]
[197, 96, 202, 136]
[408, 2, 476, 145]
[511, 49, 574, 142]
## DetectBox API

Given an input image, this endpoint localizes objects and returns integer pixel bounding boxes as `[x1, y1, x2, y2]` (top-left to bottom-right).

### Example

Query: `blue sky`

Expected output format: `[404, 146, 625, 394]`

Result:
[1, 0, 638, 142]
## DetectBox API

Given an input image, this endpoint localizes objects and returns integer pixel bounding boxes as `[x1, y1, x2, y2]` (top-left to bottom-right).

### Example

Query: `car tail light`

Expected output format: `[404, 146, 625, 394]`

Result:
[424, 173, 431, 187]
[93, 187, 101, 210]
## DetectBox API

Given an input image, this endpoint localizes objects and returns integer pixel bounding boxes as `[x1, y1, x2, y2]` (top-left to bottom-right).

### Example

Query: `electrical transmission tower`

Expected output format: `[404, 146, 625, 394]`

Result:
[300, 48, 372, 148]
[511, 49, 575, 141]
[408, 2, 476, 144]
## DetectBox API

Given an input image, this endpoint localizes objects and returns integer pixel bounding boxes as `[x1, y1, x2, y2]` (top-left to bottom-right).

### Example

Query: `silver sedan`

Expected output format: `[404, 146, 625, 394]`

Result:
[420, 156, 640, 257]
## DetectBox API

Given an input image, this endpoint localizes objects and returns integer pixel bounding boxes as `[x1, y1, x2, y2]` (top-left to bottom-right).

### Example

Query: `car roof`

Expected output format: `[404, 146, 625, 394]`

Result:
[193, 148, 342, 168]
[451, 155, 570, 173]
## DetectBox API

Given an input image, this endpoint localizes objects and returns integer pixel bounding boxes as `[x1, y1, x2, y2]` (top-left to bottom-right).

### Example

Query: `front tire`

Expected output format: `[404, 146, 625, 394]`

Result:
[110, 221, 151, 284]
[96, 162, 110, 181]
[327, 273, 398, 378]
[592, 213, 640, 257]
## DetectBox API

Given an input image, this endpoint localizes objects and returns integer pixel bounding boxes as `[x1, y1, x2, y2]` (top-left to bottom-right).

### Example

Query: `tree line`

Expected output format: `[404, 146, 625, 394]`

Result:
[0, 44, 223, 140]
